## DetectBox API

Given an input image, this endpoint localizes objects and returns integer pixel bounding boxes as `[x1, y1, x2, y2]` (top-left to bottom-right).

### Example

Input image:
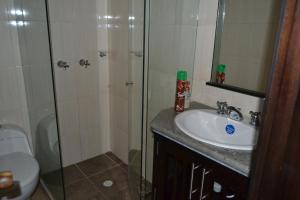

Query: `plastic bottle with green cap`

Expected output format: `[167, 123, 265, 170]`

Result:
[216, 64, 226, 84]
[175, 70, 187, 112]
[177, 70, 187, 81]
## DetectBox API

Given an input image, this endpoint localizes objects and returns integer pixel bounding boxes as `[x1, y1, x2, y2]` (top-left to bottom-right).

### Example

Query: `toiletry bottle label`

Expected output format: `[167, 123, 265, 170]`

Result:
[175, 70, 187, 112]
[175, 80, 186, 112]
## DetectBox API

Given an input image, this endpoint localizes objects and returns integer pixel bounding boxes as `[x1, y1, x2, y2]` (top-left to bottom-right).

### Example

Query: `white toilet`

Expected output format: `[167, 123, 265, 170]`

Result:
[0, 125, 40, 200]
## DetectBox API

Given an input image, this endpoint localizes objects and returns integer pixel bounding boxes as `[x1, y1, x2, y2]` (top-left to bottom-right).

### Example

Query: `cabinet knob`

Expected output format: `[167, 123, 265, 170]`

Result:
[226, 194, 236, 199]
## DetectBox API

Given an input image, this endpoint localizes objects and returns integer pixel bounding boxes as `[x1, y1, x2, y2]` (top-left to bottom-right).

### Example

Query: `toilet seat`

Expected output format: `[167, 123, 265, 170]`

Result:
[0, 152, 39, 187]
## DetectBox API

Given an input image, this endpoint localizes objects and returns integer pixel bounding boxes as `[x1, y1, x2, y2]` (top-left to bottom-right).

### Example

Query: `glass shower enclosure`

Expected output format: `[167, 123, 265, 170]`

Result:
[125, 0, 202, 198]
[8, 0, 65, 199]
[143, 0, 201, 194]
[1, 0, 201, 198]
[128, 0, 146, 198]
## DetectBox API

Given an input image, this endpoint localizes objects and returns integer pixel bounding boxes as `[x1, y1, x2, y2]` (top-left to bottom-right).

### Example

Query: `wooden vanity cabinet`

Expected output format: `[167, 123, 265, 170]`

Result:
[152, 134, 249, 200]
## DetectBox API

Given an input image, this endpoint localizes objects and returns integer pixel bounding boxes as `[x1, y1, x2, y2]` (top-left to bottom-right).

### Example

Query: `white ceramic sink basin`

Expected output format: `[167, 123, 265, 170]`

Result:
[175, 109, 258, 150]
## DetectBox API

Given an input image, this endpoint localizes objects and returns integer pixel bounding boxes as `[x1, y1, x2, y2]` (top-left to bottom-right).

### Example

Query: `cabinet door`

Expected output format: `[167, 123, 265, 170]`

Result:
[152, 134, 249, 200]
[208, 160, 249, 200]
[152, 135, 210, 200]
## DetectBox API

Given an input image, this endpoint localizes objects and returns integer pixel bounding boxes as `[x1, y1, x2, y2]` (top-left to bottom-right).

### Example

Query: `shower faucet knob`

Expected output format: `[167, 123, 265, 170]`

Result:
[57, 60, 69, 70]
[99, 51, 107, 57]
[79, 59, 91, 68]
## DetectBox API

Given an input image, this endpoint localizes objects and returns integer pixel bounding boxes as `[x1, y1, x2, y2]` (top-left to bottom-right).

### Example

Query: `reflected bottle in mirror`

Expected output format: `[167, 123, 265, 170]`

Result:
[216, 64, 226, 84]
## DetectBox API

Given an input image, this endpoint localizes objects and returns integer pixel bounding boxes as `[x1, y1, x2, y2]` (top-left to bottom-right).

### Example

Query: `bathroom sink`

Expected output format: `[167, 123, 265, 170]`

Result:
[174, 109, 258, 150]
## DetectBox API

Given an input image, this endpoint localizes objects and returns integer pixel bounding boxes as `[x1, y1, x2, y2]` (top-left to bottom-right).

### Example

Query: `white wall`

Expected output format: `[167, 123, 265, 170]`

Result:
[191, 0, 264, 117]
[48, 0, 111, 166]
[107, 0, 130, 163]
[0, 0, 32, 146]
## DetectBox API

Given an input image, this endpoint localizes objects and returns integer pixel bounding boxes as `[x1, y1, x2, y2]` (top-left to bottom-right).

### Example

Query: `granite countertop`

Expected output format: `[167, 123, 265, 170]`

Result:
[150, 102, 253, 177]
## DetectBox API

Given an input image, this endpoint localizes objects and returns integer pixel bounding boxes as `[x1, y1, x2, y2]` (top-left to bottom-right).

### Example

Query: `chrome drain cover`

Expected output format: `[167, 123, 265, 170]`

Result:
[102, 180, 113, 187]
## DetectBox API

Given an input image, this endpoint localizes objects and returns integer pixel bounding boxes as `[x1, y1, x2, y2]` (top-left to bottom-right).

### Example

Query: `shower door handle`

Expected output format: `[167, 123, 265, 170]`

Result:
[125, 81, 134, 86]
[130, 51, 143, 57]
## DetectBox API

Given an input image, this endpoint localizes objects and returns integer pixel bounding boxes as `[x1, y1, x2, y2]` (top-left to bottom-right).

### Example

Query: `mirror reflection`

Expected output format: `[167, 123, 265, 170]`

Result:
[211, 0, 282, 94]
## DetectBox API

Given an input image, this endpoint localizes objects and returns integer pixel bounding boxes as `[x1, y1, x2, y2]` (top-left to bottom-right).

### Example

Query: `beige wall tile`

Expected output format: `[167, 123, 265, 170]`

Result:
[49, 0, 111, 165]
[0, 14, 31, 146]
[110, 125, 129, 163]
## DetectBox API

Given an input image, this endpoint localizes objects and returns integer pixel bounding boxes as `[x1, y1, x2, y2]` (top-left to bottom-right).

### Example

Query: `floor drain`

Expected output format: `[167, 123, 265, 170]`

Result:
[102, 180, 113, 187]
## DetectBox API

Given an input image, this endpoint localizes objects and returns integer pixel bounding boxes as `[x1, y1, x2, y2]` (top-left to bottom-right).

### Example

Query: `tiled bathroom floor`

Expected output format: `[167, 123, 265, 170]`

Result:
[31, 184, 51, 200]
[64, 152, 130, 200]
[32, 152, 139, 200]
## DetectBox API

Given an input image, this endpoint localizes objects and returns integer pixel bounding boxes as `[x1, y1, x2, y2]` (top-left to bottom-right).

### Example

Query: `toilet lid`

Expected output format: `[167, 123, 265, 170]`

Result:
[0, 152, 39, 187]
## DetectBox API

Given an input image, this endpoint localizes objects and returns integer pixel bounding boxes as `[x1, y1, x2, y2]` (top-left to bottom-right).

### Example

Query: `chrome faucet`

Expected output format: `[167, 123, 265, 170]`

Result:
[249, 111, 261, 127]
[216, 101, 243, 121]
[216, 101, 228, 114]
[227, 106, 243, 121]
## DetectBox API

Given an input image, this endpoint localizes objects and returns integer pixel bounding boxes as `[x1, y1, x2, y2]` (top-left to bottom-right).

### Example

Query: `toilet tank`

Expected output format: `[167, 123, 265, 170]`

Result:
[0, 125, 32, 156]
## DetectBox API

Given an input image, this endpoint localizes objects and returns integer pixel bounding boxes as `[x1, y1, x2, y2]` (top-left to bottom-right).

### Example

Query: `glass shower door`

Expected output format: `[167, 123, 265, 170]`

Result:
[144, 0, 200, 195]
[15, 0, 65, 199]
[128, 0, 145, 199]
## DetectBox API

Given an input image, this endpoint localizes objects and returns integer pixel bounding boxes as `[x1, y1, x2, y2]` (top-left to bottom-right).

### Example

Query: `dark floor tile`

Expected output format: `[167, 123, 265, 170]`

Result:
[63, 165, 85, 185]
[129, 150, 141, 163]
[120, 163, 128, 171]
[143, 194, 152, 200]
[77, 155, 117, 176]
[31, 184, 50, 200]
[105, 152, 123, 164]
[104, 187, 132, 200]
[65, 178, 105, 200]
[41, 169, 64, 186]
[89, 166, 128, 198]
[127, 187, 141, 200]
[141, 178, 152, 197]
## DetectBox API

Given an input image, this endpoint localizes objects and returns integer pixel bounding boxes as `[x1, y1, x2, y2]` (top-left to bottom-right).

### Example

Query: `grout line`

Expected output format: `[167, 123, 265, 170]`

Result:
[39, 179, 54, 200]
[104, 152, 129, 173]
[86, 164, 122, 178]
[62, 165, 86, 187]
[119, 163, 128, 173]
[64, 153, 130, 200]
[74, 164, 109, 200]
[75, 159, 118, 177]
[61, 165, 90, 187]
[74, 164, 89, 179]
[63, 177, 87, 187]
[104, 152, 121, 165]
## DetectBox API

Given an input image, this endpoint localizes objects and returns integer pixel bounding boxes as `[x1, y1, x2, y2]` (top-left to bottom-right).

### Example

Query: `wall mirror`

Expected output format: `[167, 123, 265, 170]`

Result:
[208, 0, 283, 97]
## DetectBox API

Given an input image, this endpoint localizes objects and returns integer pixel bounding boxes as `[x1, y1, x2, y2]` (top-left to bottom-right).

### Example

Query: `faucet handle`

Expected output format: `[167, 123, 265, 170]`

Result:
[217, 101, 227, 108]
[249, 111, 261, 126]
[216, 101, 228, 114]
[217, 101, 226, 105]
[249, 111, 261, 116]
